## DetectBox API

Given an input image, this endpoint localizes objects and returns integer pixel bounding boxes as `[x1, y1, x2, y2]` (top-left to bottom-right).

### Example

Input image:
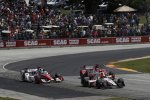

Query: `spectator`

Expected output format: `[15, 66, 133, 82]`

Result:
[0, 0, 148, 40]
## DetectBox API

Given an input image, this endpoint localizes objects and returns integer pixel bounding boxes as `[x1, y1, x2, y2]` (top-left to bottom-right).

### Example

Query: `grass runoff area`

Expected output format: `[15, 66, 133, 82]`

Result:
[114, 58, 150, 73]
[0, 97, 19, 100]
[105, 97, 133, 100]
[105, 97, 132, 100]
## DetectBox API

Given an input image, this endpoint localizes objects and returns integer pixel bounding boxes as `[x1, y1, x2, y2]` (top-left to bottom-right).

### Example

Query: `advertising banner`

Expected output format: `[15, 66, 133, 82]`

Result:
[116, 37, 130, 43]
[1, 36, 150, 48]
[0, 42, 4, 48]
[5, 41, 16, 47]
[101, 37, 116, 44]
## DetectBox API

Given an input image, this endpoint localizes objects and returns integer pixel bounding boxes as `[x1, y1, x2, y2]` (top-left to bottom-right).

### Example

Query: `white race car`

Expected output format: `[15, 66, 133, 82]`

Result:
[81, 72, 125, 89]
[20, 68, 64, 84]
[20, 68, 38, 82]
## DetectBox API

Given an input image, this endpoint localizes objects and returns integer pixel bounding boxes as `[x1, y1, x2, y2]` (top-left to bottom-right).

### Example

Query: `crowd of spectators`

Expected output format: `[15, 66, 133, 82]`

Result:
[0, 0, 150, 41]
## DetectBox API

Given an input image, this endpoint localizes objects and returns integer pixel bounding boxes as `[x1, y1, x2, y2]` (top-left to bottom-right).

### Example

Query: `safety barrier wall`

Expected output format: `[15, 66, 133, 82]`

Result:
[0, 36, 150, 48]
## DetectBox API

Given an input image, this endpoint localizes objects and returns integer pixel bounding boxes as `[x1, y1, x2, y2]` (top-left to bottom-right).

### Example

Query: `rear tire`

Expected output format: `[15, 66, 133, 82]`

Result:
[81, 77, 89, 87]
[21, 74, 26, 82]
[117, 78, 125, 88]
[102, 80, 108, 89]
[96, 80, 103, 89]
[34, 76, 41, 84]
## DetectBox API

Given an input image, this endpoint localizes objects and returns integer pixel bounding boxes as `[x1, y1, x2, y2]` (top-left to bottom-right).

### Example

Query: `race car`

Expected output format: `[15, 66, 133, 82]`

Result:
[80, 64, 125, 89]
[96, 77, 125, 89]
[20, 67, 64, 84]
[80, 64, 108, 79]
[81, 72, 125, 89]
[80, 65, 94, 78]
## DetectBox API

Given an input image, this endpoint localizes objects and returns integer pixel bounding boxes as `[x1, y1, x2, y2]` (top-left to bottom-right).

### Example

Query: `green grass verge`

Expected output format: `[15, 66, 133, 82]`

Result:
[114, 58, 150, 73]
[0, 97, 19, 100]
[105, 97, 132, 100]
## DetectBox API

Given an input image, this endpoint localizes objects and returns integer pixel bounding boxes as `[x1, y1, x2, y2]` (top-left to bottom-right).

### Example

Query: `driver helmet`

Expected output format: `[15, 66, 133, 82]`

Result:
[83, 65, 86, 69]
[99, 69, 103, 72]
[37, 67, 44, 73]
[94, 64, 99, 71]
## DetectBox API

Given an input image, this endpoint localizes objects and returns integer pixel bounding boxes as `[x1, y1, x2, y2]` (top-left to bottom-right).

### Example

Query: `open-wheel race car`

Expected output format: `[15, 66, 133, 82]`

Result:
[80, 64, 109, 78]
[20, 67, 64, 84]
[80, 64, 125, 89]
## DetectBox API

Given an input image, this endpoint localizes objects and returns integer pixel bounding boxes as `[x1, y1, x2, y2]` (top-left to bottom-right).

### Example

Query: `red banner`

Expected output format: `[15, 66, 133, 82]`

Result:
[52, 39, 81, 46]
[79, 38, 87, 45]
[87, 38, 101, 44]
[52, 39, 68, 46]
[5, 41, 16, 47]
[38, 40, 51, 46]
[140, 36, 149, 43]
[116, 37, 130, 43]
[0, 36, 150, 48]
[101, 37, 116, 44]
[16, 40, 24, 47]
[68, 39, 80, 45]
[24, 40, 38, 47]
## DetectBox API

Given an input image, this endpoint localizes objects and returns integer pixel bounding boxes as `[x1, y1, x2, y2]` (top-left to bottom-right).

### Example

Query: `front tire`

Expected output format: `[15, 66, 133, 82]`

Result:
[21, 74, 26, 82]
[96, 80, 103, 89]
[81, 77, 89, 87]
[34, 76, 41, 84]
[117, 78, 125, 88]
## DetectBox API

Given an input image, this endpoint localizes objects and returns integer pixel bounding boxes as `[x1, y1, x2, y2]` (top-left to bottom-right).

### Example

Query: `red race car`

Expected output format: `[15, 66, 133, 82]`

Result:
[80, 64, 109, 79]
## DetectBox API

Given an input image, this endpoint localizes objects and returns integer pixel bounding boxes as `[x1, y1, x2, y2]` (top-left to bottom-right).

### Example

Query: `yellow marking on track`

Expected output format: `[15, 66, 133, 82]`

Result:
[106, 64, 139, 72]
[117, 68, 138, 72]
[106, 64, 116, 68]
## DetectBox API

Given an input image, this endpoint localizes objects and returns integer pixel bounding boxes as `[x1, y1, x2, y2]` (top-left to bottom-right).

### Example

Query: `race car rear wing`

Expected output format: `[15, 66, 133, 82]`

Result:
[85, 66, 94, 70]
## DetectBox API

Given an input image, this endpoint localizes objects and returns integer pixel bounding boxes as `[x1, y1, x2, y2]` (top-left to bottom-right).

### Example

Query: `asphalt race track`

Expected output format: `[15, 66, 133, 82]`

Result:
[1, 47, 150, 100]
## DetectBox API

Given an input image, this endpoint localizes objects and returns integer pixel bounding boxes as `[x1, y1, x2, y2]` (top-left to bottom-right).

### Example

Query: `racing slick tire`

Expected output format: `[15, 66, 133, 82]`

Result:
[21, 74, 26, 82]
[20, 68, 28, 82]
[34, 76, 41, 84]
[117, 78, 125, 88]
[81, 77, 89, 87]
[54, 74, 64, 83]
[21, 72, 29, 82]
[102, 80, 108, 89]
[96, 79, 103, 89]
[96, 79, 108, 89]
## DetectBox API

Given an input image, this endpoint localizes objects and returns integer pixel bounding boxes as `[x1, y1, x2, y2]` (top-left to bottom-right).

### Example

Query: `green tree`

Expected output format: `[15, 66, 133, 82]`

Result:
[122, 0, 150, 12]
[108, 0, 150, 13]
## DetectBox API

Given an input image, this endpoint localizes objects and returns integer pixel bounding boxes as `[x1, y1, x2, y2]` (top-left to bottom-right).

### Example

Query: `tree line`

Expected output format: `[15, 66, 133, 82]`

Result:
[69, 0, 150, 14]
